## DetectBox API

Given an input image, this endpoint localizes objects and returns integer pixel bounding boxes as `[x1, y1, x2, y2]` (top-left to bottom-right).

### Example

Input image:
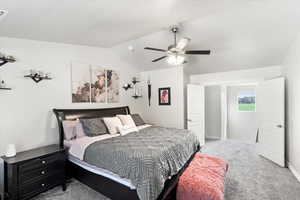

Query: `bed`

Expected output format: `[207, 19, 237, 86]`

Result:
[53, 106, 200, 200]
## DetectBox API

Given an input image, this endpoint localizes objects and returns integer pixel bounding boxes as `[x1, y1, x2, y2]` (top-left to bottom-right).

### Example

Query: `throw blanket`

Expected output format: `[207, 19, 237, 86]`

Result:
[83, 126, 199, 200]
[177, 153, 228, 200]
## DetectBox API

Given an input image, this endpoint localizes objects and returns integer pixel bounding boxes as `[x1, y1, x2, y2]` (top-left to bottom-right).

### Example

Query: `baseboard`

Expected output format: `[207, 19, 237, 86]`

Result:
[288, 162, 300, 182]
[205, 136, 221, 140]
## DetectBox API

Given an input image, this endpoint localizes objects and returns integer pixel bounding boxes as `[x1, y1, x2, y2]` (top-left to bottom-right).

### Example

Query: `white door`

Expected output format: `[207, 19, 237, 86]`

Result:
[257, 77, 285, 167]
[187, 84, 205, 146]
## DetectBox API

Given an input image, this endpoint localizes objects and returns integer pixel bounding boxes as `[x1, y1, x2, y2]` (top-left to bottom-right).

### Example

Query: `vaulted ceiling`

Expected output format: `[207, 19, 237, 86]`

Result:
[1, 0, 300, 74]
[0, 0, 237, 47]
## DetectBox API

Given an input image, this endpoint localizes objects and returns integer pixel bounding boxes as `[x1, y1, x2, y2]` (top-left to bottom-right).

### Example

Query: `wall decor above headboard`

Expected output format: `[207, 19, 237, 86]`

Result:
[0, 80, 12, 90]
[123, 77, 142, 99]
[24, 69, 52, 83]
[0, 52, 16, 67]
[71, 62, 120, 104]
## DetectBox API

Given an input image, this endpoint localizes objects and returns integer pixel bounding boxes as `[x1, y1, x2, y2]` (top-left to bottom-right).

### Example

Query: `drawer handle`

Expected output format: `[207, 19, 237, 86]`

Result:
[41, 171, 45, 175]
[41, 183, 45, 187]
[42, 161, 46, 164]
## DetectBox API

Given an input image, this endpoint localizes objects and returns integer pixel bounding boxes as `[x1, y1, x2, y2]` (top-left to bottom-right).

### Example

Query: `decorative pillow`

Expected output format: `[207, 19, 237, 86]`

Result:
[116, 115, 136, 127]
[118, 125, 139, 136]
[80, 118, 107, 137]
[75, 121, 85, 138]
[102, 117, 123, 134]
[62, 120, 85, 140]
[131, 114, 146, 126]
[62, 120, 77, 140]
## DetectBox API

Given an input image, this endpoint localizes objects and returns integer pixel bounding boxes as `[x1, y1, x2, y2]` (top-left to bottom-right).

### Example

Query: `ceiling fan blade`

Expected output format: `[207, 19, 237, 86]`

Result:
[152, 56, 167, 62]
[145, 47, 166, 52]
[185, 50, 211, 55]
[176, 37, 191, 50]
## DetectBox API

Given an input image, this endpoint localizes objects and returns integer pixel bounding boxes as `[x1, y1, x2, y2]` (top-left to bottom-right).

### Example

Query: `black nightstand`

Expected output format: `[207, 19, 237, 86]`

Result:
[1, 145, 67, 200]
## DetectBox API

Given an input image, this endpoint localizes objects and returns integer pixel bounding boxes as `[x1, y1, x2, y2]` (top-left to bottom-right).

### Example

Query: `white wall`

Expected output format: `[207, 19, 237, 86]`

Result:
[282, 32, 300, 179]
[227, 85, 258, 143]
[0, 37, 141, 155]
[139, 67, 185, 129]
[205, 85, 221, 139]
[190, 66, 283, 86]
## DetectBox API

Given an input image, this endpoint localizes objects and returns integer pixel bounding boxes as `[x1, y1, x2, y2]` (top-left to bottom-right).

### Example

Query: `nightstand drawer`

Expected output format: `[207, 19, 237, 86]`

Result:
[20, 173, 64, 200]
[19, 152, 65, 173]
[19, 163, 65, 184]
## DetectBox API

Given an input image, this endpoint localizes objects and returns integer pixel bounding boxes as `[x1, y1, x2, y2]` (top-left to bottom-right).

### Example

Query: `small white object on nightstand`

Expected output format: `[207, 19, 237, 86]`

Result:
[5, 144, 16, 158]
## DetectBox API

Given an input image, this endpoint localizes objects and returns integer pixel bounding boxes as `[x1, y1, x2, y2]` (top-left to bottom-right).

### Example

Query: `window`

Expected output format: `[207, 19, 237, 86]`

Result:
[237, 91, 256, 112]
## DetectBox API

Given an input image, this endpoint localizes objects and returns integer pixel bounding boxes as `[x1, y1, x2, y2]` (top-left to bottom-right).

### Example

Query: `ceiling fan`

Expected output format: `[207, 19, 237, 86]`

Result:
[144, 26, 211, 65]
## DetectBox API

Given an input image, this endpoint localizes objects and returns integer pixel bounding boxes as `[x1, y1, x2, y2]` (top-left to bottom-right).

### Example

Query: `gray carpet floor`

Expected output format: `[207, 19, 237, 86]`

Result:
[34, 140, 300, 200]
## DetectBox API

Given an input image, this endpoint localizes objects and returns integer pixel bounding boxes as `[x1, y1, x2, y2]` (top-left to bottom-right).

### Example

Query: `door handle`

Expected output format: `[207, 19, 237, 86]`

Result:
[277, 125, 283, 128]
[187, 119, 192, 122]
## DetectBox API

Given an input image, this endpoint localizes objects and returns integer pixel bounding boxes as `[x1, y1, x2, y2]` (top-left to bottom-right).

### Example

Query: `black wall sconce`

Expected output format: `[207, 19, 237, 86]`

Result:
[147, 77, 151, 106]
[123, 77, 142, 99]
[122, 83, 133, 90]
[0, 80, 12, 90]
[24, 70, 52, 83]
[0, 52, 16, 67]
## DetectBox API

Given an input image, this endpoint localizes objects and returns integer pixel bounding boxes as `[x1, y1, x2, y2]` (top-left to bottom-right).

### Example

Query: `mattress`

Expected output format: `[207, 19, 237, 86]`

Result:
[68, 154, 136, 189]
[65, 124, 152, 189]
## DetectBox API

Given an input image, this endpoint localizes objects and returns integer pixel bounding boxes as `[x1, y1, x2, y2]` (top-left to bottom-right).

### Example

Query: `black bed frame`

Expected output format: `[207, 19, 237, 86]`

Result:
[53, 106, 199, 200]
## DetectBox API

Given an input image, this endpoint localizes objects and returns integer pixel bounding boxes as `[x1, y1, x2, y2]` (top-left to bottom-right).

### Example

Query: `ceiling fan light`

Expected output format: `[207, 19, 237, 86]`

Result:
[167, 55, 185, 65]
[176, 37, 191, 50]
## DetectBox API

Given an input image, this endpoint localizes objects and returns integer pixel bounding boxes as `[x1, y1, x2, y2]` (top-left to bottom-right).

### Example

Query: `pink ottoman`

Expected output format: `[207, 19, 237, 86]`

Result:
[177, 153, 228, 200]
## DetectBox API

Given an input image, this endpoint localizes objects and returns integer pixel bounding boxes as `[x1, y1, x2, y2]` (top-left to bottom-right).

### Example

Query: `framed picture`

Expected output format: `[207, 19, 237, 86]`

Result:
[106, 70, 120, 103]
[91, 66, 107, 103]
[158, 87, 171, 105]
[71, 62, 91, 103]
[71, 62, 120, 103]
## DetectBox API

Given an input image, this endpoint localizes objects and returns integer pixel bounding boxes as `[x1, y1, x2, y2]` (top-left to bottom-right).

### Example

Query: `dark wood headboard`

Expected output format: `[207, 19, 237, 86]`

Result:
[53, 106, 130, 148]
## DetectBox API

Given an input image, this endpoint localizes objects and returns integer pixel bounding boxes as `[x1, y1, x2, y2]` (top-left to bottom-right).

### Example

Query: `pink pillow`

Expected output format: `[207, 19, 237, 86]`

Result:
[75, 120, 85, 138]
[62, 120, 85, 140]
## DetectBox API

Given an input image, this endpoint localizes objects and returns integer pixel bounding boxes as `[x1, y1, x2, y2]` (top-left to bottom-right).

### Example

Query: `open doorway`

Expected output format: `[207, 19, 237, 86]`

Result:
[227, 85, 258, 143]
[203, 83, 259, 144]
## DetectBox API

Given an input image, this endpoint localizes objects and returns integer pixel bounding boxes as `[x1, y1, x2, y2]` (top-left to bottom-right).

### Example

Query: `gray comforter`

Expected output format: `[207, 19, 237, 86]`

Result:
[83, 126, 200, 200]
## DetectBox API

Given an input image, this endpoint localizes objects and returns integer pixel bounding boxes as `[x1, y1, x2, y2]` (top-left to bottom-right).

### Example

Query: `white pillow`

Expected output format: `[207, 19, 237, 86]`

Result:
[103, 117, 123, 134]
[62, 120, 85, 140]
[116, 115, 136, 127]
[118, 125, 138, 136]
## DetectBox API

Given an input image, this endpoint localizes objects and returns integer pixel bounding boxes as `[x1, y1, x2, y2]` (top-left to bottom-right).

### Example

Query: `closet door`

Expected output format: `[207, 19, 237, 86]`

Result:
[257, 77, 285, 167]
[187, 84, 205, 146]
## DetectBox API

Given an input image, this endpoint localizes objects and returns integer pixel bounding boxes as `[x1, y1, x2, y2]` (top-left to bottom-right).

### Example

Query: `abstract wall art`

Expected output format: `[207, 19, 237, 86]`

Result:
[71, 62, 119, 103]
